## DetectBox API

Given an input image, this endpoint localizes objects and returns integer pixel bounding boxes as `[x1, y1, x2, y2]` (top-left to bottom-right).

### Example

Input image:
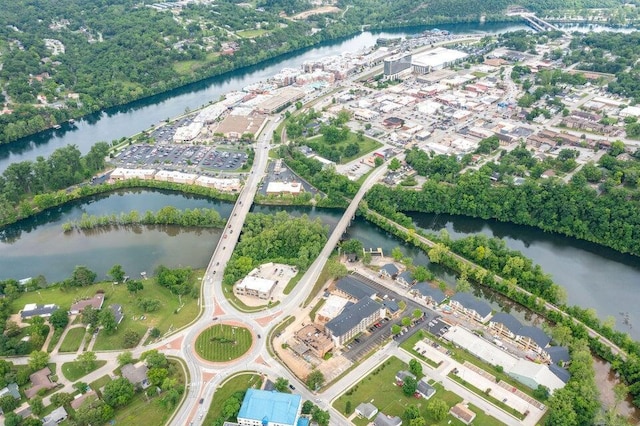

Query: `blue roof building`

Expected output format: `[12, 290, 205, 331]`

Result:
[380, 263, 399, 278]
[237, 389, 302, 426]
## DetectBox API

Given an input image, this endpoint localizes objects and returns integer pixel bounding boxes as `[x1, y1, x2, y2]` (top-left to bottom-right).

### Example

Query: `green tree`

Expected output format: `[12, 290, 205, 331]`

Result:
[409, 359, 423, 378]
[403, 404, 421, 421]
[412, 309, 423, 320]
[103, 377, 135, 407]
[301, 400, 315, 415]
[401, 317, 411, 327]
[148, 367, 169, 386]
[426, 398, 449, 421]
[73, 381, 90, 394]
[389, 158, 401, 171]
[391, 324, 402, 335]
[274, 377, 289, 392]
[126, 280, 144, 294]
[74, 399, 114, 426]
[99, 308, 117, 333]
[71, 266, 97, 287]
[77, 351, 97, 372]
[456, 276, 472, 293]
[122, 330, 141, 348]
[50, 392, 74, 408]
[222, 396, 241, 419]
[311, 407, 330, 426]
[345, 400, 352, 414]
[81, 306, 100, 328]
[28, 350, 49, 371]
[117, 351, 134, 367]
[412, 266, 432, 282]
[391, 246, 403, 261]
[108, 264, 126, 283]
[410, 417, 426, 426]
[49, 309, 69, 330]
[341, 239, 363, 254]
[533, 384, 550, 401]
[374, 156, 384, 167]
[306, 369, 324, 391]
[142, 350, 168, 369]
[402, 376, 417, 396]
[0, 394, 19, 412]
[29, 395, 44, 415]
[327, 259, 348, 279]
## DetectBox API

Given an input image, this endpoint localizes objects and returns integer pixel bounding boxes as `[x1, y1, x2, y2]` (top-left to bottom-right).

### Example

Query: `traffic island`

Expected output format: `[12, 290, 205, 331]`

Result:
[195, 324, 253, 362]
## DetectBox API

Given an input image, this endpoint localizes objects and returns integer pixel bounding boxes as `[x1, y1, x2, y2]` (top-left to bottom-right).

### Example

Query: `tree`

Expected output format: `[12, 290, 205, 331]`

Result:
[409, 359, 423, 378]
[301, 400, 315, 415]
[103, 377, 135, 407]
[401, 317, 411, 327]
[389, 158, 401, 171]
[74, 399, 114, 426]
[49, 309, 69, 330]
[29, 395, 44, 415]
[73, 381, 90, 394]
[150, 327, 161, 338]
[533, 384, 550, 401]
[311, 407, 330, 426]
[148, 367, 169, 386]
[402, 376, 417, 396]
[412, 266, 432, 282]
[345, 400, 352, 414]
[412, 309, 423, 320]
[108, 264, 126, 283]
[4, 320, 21, 337]
[391, 324, 402, 335]
[142, 350, 168, 369]
[456, 276, 472, 293]
[374, 156, 383, 167]
[363, 252, 372, 265]
[306, 369, 324, 391]
[409, 417, 426, 426]
[0, 394, 19, 412]
[274, 377, 289, 392]
[326, 258, 348, 279]
[71, 266, 97, 287]
[222, 396, 241, 419]
[426, 398, 448, 421]
[391, 246, 403, 261]
[122, 330, 141, 348]
[117, 351, 133, 367]
[100, 308, 117, 333]
[403, 404, 421, 421]
[51, 392, 74, 408]
[81, 306, 99, 328]
[28, 350, 49, 371]
[77, 351, 97, 372]
[127, 280, 143, 294]
[3, 412, 23, 426]
[341, 239, 363, 254]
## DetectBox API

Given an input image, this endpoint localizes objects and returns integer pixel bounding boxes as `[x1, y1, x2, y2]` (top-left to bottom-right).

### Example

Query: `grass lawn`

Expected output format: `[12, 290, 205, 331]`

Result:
[334, 356, 505, 426]
[237, 29, 269, 38]
[303, 254, 337, 307]
[306, 132, 382, 164]
[46, 328, 65, 353]
[309, 299, 326, 322]
[195, 324, 252, 362]
[90, 374, 112, 391]
[59, 327, 87, 353]
[204, 372, 263, 425]
[61, 360, 107, 381]
[283, 270, 304, 295]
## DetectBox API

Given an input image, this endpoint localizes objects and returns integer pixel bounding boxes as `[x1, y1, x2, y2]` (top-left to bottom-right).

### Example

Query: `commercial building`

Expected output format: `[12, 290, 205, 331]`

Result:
[384, 53, 412, 80]
[333, 275, 377, 301]
[316, 294, 351, 324]
[412, 47, 468, 74]
[237, 389, 302, 426]
[154, 170, 198, 185]
[173, 122, 203, 142]
[325, 297, 382, 346]
[110, 168, 156, 182]
[195, 176, 242, 192]
[257, 87, 305, 114]
[266, 181, 304, 196]
[234, 276, 277, 300]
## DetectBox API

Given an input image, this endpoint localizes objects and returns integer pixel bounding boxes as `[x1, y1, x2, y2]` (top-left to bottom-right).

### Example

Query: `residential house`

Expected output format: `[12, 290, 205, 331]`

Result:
[396, 271, 414, 287]
[70, 390, 98, 410]
[325, 298, 382, 346]
[70, 293, 104, 315]
[26, 367, 56, 398]
[373, 412, 402, 426]
[42, 406, 68, 426]
[416, 379, 436, 399]
[0, 383, 20, 400]
[449, 293, 492, 323]
[395, 370, 416, 384]
[449, 403, 476, 425]
[546, 346, 570, 366]
[516, 326, 551, 357]
[21, 303, 59, 320]
[410, 282, 446, 306]
[380, 263, 399, 279]
[355, 402, 378, 420]
[121, 362, 151, 390]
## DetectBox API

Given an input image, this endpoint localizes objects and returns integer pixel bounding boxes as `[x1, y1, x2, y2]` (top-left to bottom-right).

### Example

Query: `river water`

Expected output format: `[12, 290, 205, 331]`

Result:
[0, 21, 529, 172]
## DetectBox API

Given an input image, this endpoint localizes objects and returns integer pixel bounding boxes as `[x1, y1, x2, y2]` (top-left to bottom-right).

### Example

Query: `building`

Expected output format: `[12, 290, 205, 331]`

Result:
[154, 170, 198, 185]
[380, 263, 399, 279]
[449, 403, 476, 425]
[0, 383, 20, 400]
[257, 87, 305, 114]
[489, 312, 523, 340]
[516, 326, 551, 356]
[355, 402, 378, 420]
[333, 276, 376, 301]
[384, 53, 412, 80]
[70, 390, 98, 410]
[396, 271, 414, 287]
[294, 324, 334, 358]
[383, 117, 404, 129]
[234, 276, 277, 300]
[21, 303, 59, 319]
[325, 297, 382, 346]
[121, 363, 151, 390]
[546, 346, 570, 366]
[508, 358, 567, 392]
[195, 176, 242, 192]
[449, 293, 492, 323]
[110, 304, 124, 325]
[265, 181, 304, 196]
[395, 370, 416, 384]
[42, 406, 68, 426]
[410, 282, 446, 306]
[70, 293, 105, 315]
[237, 389, 302, 426]
[109, 168, 155, 182]
[416, 379, 436, 399]
[26, 367, 56, 398]
[373, 412, 402, 426]
[316, 295, 351, 324]
[412, 48, 468, 74]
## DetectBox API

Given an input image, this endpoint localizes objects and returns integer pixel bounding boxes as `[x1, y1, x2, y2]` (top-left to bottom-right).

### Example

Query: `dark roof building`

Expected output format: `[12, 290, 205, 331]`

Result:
[110, 304, 124, 325]
[517, 326, 551, 348]
[396, 271, 414, 286]
[21, 303, 59, 319]
[489, 312, 523, 338]
[411, 282, 446, 305]
[395, 370, 416, 383]
[380, 263, 399, 277]
[334, 276, 376, 301]
[450, 293, 492, 322]
[549, 364, 571, 384]
[382, 300, 400, 316]
[546, 346, 570, 365]
[417, 379, 436, 399]
[325, 297, 382, 346]
[373, 412, 402, 426]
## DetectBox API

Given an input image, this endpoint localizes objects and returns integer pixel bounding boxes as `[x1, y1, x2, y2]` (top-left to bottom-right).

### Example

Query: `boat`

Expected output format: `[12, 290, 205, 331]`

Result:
[69, 119, 76, 125]
[53, 124, 61, 130]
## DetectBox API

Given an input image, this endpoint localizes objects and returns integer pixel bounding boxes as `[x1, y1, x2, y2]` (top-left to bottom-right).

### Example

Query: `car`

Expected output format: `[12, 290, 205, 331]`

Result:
[212, 317, 218, 320]
[257, 334, 261, 338]
[199, 398, 204, 404]
[289, 384, 295, 390]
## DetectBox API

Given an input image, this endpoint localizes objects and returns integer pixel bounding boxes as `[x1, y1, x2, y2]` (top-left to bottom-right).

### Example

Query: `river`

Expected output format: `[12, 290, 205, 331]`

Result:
[0, 21, 529, 172]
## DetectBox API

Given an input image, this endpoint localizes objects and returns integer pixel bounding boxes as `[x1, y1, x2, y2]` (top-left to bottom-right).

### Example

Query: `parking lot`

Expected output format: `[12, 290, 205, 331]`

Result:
[114, 144, 248, 173]
[259, 160, 319, 196]
[150, 117, 191, 143]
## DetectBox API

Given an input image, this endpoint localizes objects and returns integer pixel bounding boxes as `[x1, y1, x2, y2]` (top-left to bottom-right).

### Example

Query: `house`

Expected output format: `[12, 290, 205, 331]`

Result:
[70, 293, 104, 315]
[121, 362, 150, 390]
[373, 412, 402, 426]
[411, 282, 446, 306]
[333, 276, 376, 301]
[71, 390, 98, 410]
[395, 370, 416, 384]
[416, 379, 436, 399]
[355, 402, 378, 420]
[237, 389, 302, 426]
[42, 406, 68, 426]
[489, 312, 523, 340]
[0, 383, 20, 401]
[21, 303, 59, 319]
[380, 263, 399, 279]
[449, 403, 476, 425]
[516, 326, 551, 355]
[325, 298, 382, 346]
[381, 299, 400, 318]
[449, 293, 492, 323]
[110, 304, 124, 325]
[546, 346, 570, 366]
[26, 367, 56, 398]
[396, 271, 414, 287]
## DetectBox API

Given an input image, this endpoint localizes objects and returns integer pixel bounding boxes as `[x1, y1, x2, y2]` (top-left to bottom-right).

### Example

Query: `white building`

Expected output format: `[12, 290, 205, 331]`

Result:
[412, 47, 468, 74]
[266, 181, 304, 196]
[234, 276, 277, 300]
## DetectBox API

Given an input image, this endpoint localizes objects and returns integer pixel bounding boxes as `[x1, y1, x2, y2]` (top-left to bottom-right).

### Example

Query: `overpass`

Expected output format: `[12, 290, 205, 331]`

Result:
[510, 12, 564, 33]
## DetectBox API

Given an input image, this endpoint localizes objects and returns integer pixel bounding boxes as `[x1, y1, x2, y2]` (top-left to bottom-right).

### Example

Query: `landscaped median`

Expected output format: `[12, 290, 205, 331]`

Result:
[195, 324, 253, 362]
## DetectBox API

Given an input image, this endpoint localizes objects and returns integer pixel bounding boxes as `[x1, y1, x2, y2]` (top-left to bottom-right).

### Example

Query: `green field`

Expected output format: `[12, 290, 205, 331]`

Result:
[333, 356, 504, 426]
[61, 360, 107, 381]
[59, 327, 87, 353]
[13, 273, 201, 351]
[195, 324, 253, 362]
[89, 374, 112, 391]
[203, 372, 263, 425]
[307, 132, 382, 164]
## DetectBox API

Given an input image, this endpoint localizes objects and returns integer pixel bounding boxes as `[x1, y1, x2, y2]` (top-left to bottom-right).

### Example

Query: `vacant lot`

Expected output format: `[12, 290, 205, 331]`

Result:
[203, 372, 263, 425]
[59, 327, 87, 353]
[307, 132, 382, 164]
[195, 324, 252, 362]
[61, 360, 107, 381]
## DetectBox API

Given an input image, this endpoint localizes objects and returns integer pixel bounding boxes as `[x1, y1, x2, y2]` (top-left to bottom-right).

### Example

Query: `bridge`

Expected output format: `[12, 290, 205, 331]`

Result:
[509, 11, 564, 33]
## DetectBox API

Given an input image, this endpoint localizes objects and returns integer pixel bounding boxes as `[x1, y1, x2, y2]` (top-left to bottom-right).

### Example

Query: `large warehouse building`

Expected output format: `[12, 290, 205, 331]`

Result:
[412, 47, 468, 74]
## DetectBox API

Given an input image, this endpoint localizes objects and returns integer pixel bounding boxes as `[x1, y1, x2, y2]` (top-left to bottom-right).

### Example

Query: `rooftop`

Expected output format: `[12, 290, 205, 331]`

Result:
[373, 412, 402, 426]
[546, 346, 570, 365]
[238, 389, 301, 425]
[517, 326, 551, 348]
[70, 293, 104, 313]
[490, 312, 523, 334]
[412, 282, 446, 304]
[335, 275, 376, 300]
[450, 292, 492, 317]
[325, 297, 381, 337]
[238, 276, 277, 293]
[380, 263, 399, 275]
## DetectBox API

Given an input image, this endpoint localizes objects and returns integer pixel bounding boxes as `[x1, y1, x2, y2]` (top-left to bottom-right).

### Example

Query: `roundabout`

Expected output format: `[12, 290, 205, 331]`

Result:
[195, 323, 253, 362]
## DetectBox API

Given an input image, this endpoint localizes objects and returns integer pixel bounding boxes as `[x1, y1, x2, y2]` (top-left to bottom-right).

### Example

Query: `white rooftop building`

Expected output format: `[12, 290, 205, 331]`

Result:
[173, 122, 203, 142]
[234, 276, 277, 300]
[412, 47, 468, 74]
